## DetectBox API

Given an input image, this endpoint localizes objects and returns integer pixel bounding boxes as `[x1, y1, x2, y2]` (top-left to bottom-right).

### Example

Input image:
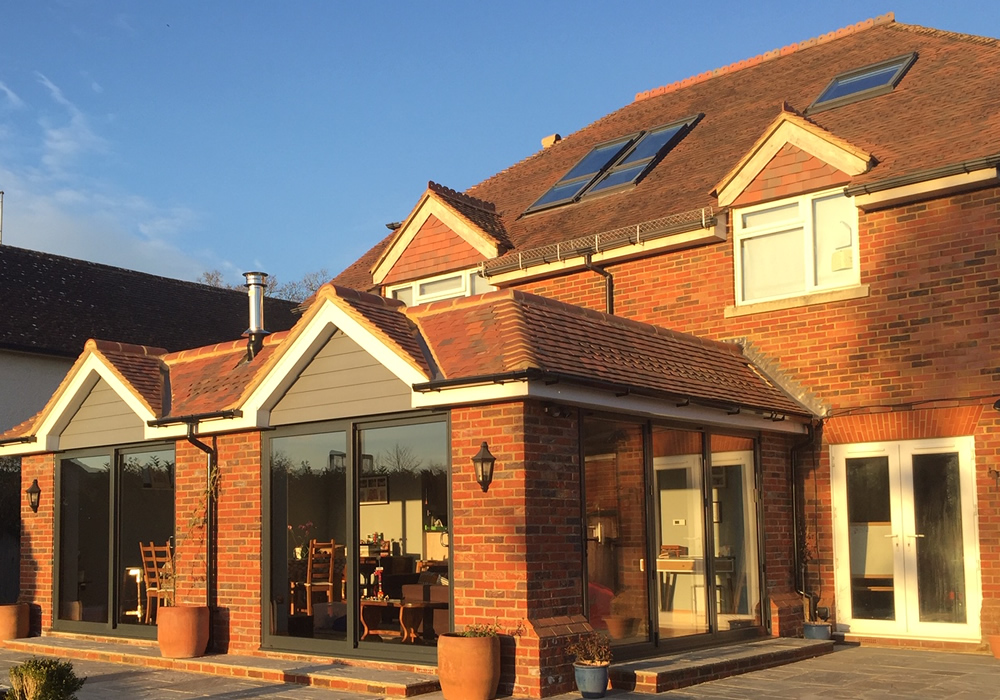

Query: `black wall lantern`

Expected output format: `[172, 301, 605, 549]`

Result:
[25, 478, 41, 513]
[471, 441, 496, 493]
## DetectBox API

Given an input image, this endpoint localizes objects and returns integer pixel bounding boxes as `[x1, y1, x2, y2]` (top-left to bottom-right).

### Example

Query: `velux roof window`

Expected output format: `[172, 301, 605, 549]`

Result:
[526, 114, 701, 214]
[808, 53, 916, 114]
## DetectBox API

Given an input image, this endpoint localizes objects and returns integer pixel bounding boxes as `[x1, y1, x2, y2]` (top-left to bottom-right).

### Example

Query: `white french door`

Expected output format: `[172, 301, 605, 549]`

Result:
[831, 437, 981, 641]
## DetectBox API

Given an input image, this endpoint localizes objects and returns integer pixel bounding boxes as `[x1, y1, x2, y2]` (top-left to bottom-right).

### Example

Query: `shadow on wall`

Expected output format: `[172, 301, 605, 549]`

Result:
[0, 457, 20, 605]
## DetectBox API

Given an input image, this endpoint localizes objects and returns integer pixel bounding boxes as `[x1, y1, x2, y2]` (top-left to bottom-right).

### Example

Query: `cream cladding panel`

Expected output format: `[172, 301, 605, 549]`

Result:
[270, 331, 411, 425]
[60, 378, 145, 449]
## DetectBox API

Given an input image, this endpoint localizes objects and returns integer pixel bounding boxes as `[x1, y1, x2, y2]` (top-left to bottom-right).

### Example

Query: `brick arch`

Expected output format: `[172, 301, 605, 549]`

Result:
[823, 405, 984, 444]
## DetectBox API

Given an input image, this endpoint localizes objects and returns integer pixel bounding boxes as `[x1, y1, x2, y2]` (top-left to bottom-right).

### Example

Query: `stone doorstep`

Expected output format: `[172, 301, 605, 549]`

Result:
[609, 638, 835, 693]
[0, 635, 441, 698]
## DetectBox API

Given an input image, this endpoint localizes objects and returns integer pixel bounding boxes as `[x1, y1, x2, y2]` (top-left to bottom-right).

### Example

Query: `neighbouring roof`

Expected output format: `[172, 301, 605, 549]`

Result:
[0, 245, 300, 357]
[333, 15, 1000, 291]
[1, 285, 811, 444]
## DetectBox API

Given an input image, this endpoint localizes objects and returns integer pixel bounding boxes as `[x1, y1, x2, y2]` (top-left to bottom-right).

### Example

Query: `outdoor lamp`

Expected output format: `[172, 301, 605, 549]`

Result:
[472, 441, 496, 493]
[26, 478, 41, 513]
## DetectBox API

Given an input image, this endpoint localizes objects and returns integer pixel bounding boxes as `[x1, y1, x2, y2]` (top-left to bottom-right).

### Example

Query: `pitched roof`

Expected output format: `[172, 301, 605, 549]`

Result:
[333, 16, 1000, 290]
[0, 245, 299, 357]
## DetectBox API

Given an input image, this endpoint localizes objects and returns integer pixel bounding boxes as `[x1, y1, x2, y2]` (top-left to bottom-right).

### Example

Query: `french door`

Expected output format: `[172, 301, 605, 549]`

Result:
[831, 437, 981, 640]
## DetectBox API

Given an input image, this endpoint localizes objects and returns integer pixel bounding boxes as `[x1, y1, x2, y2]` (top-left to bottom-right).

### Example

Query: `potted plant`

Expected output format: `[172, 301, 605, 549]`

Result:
[604, 589, 638, 640]
[567, 631, 612, 699]
[0, 601, 29, 641]
[438, 620, 522, 700]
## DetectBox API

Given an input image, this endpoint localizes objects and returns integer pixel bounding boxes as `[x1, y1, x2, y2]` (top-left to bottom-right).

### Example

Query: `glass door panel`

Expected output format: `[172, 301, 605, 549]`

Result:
[117, 448, 175, 626]
[59, 455, 111, 623]
[584, 418, 649, 645]
[269, 430, 348, 644]
[845, 455, 896, 621]
[356, 421, 449, 647]
[651, 427, 707, 639]
[709, 435, 760, 632]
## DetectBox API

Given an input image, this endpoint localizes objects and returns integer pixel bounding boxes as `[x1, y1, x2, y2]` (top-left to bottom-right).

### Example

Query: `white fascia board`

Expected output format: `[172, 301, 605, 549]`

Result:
[412, 378, 808, 434]
[717, 121, 869, 207]
[372, 196, 499, 285]
[854, 168, 1000, 212]
[486, 217, 727, 286]
[244, 297, 430, 422]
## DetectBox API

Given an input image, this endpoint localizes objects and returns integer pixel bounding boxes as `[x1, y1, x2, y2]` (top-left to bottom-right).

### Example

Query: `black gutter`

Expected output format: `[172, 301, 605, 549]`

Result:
[147, 410, 242, 427]
[0, 435, 36, 446]
[413, 368, 812, 422]
[584, 254, 614, 315]
[844, 155, 1000, 197]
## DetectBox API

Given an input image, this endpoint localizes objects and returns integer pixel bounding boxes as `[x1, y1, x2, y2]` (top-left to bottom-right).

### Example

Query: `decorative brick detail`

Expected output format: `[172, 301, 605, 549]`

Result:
[383, 215, 484, 285]
[824, 405, 985, 444]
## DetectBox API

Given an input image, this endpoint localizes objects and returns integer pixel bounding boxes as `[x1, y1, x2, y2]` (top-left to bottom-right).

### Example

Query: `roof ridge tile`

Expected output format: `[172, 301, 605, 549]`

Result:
[634, 13, 894, 103]
[87, 339, 168, 357]
[428, 181, 497, 213]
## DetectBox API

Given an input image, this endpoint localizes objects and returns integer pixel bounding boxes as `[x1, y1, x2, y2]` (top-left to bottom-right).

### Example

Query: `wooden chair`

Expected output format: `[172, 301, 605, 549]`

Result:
[303, 539, 340, 615]
[139, 541, 173, 624]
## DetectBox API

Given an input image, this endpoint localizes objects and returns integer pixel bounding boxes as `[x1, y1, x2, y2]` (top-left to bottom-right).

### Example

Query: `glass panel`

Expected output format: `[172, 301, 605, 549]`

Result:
[59, 455, 111, 623]
[0, 457, 20, 606]
[418, 275, 464, 298]
[587, 163, 648, 194]
[530, 178, 592, 210]
[620, 124, 683, 165]
[818, 63, 903, 104]
[846, 456, 895, 620]
[563, 139, 633, 182]
[584, 418, 649, 645]
[391, 286, 413, 306]
[470, 272, 495, 296]
[813, 194, 856, 287]
[118, 448, 174, 626]
[741, 227, 805, 301]
[651, 427, 708, 638]
[357, 421, 449, 646]
[912, 452, 966, 624]
[741, 202, 799, 230]
[269, 431, 348, 642]
[709, 435, 759, 631]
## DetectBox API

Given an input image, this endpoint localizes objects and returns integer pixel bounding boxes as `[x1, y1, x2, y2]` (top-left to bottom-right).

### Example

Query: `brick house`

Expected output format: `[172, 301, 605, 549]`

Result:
[3, 13, 1000, 697]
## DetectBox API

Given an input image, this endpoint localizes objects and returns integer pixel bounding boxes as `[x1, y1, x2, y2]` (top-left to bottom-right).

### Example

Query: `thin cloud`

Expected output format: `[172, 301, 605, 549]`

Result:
[0, 81, 24, 109]
[34, 72, 105, 173]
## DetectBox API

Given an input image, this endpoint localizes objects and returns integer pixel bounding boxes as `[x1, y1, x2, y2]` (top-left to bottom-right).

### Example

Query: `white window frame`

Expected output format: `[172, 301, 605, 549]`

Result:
[733, 188, 860, 306]
[386, 267, 495, 307]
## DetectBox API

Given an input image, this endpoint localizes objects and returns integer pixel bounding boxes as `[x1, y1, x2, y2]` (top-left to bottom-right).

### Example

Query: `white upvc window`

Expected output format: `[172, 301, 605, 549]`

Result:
[734, 189, 859, 306]
[386, 267, 495, 307]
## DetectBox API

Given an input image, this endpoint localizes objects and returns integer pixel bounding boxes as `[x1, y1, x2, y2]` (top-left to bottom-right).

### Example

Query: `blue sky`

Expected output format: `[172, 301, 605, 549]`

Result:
[0, 2, 995, 287]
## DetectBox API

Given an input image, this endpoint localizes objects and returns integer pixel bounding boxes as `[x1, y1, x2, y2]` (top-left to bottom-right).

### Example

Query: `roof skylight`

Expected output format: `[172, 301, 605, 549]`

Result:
[526, 114, 701, 214]
[808, 53, 916, 114]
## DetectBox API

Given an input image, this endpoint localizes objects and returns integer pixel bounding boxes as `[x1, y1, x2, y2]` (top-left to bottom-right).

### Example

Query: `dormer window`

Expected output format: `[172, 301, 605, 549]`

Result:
[386, 268, 494, 307]
[808, 53, 916, 114]
[525, 114, 701, 214]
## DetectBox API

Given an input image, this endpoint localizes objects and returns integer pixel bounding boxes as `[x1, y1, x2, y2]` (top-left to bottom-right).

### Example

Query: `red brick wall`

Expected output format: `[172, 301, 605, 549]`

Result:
[383, 215, 484, 285]
[515, 185, 1000, 638]
[19, 453, 55, 634]
[451, 401, 583, 698]
[732, 143, 850, 207]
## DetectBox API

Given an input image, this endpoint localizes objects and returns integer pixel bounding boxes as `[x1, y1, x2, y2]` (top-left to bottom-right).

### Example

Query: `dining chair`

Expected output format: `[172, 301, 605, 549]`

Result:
[303, 539, 339, 615]
[139, 541, 173, 624]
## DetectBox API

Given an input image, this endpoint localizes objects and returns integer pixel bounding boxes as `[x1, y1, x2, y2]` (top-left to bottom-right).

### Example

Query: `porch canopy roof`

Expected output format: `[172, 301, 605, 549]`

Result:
[0, 285, 814, 454]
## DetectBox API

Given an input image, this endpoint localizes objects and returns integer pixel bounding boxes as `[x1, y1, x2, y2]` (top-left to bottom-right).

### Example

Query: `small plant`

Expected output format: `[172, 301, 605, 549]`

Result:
[461, 619, 525, 638]
[7, 657, 86, 700]
[566, 631, 613, 666]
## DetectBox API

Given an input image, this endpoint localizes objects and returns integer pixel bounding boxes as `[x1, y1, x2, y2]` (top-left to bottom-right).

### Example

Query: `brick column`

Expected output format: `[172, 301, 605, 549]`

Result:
[19, 453, 55, 635]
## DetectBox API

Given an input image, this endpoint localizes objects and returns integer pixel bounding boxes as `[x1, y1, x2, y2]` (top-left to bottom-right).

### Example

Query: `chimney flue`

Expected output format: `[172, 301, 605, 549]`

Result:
[243, 271, 269, 360]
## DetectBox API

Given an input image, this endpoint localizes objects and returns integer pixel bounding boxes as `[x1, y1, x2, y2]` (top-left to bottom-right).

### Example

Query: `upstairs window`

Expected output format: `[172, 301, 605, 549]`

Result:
[808, 53, 916, 114]
[734, 189, 859, 306]
[386, 267, 494, 307]
[525, 114, 701, 213]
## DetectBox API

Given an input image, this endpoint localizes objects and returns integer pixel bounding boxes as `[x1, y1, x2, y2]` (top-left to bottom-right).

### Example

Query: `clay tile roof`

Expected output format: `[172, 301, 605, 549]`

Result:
[0, 245, 300, 358]
[89, 340, 168, 416]
[408, 290, 810, 416]
[332, 16, 1000, 290]
[427, 181, 511, 249]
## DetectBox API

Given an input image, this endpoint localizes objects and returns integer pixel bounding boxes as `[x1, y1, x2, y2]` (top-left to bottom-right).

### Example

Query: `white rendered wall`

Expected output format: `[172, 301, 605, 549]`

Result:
[0, 350, 72, 433]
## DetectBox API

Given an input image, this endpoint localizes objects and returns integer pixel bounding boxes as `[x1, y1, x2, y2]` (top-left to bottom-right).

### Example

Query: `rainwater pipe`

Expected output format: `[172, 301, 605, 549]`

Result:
[791, 421, 824, 622]
[584, 254, 614, 315]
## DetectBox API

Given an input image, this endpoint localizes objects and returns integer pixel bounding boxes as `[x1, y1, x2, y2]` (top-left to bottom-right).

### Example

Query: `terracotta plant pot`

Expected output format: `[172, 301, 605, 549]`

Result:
[157, 605, 210, 658]
[0, 603, 29, 640]
[988, 634, 1000, 659]
[437, 633, 500, 700]
[603, 614, 632, 640]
